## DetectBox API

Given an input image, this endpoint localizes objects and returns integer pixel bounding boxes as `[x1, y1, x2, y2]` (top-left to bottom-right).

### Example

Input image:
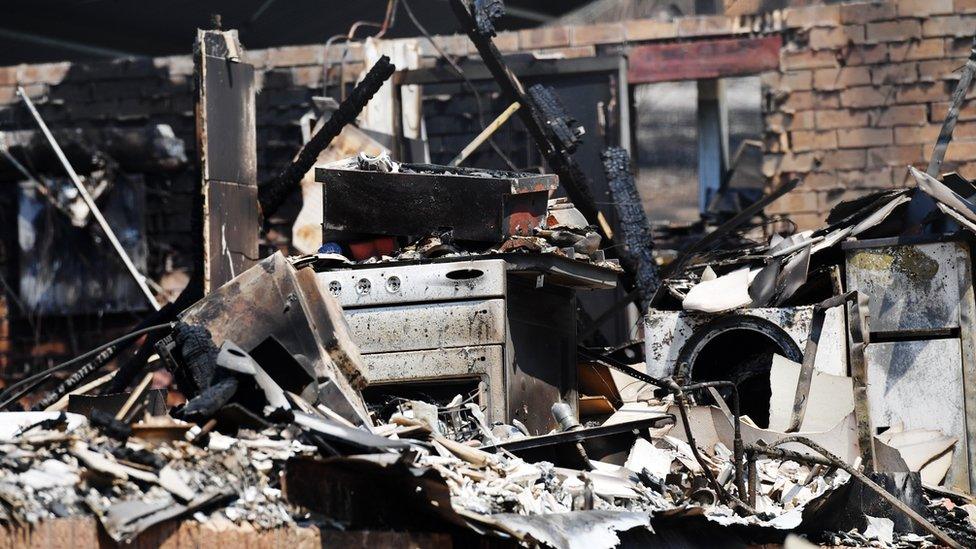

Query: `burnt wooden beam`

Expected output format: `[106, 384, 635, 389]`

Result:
[258, 56, 395, 219]
[448, 0, 615, 244]
[194, 28, 259, 293]
[628, 35, 782, 84]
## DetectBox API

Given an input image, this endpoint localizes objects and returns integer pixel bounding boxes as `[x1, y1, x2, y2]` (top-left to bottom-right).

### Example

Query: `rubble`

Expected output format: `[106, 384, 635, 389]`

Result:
[7, 2, 976, 548]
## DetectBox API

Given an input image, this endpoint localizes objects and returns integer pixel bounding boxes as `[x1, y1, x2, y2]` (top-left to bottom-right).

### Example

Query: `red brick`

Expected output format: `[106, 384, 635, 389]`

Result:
[838, 127, 893, 148]
[433, 34, 470, 57]
[791, 130, 838, 152]
[777, 190, 820, 213]
[534, 46, 597, 59]
[819, 148, 868, 170]
[266, 45, 323, 67]
[871, 62, 918, 85]
[492, 32, 520, 52]
[17, 62, 70, 85]
[783, 5, 841, 28]
[872, 104, 929, 126]
[763, 152, 820, 176]
[895, 82, 951, 104]
[945, 140, 976, 161]
[571, 23, 624, 46]
[289, 66, 323, 87]
[813, 66, 871, 90]
[843, 44, 888, 66]
[243, 49, 268, 67]
[795, 110, 819, 129]
[804, 171, 843, 190]
[781, 49, 838, 70]
[945, 36, 976, 58]
[918, 59, 966, 82]
[0, 85, 16, 104]
[866, 20, 922, 43]
[922, 16, 976, 38]
[816, 108, 870, 129]
[930, 100, 976, 122]
[768, 111, 815, 132]
[840, 2, 897, 25]
[676, 15, 734, 37]
[781, 90, 840, 111]
[789, 212, 828, 230]
[762, 70, 813, 92]
[894, 124, 943, 144]
[0, 66, 16, 86]
[153, 55, 194, 77]
[898, 0, 955, 17]
[867, 145, 926, 167]
[957, 0, 976, 14]
[889, 39, 946, 62]
[952, 121, 976, 139]
[519, 26, 570, 49]
[809, 26, 865, 50]
[840, 85, 891, 108]
[624, 20, 678, 41]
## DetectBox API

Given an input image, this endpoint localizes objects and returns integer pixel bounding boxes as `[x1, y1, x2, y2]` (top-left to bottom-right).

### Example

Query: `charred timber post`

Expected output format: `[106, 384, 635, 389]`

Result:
[258, 55, 396, 218]
[602, 147, 659, 312]
[448, 0, 615, 244]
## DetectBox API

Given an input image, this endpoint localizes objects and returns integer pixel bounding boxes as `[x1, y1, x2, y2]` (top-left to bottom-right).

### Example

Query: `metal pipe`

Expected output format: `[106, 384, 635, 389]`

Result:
[681, 380, 747, 501]
[768, 435, 963, 549]
[17, 88, 160, 311]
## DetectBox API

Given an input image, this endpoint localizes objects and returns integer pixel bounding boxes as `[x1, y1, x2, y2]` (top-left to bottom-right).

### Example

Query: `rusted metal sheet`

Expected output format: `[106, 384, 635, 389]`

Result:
[346, 299, 506, 353]
[627, 35, 782, 84]
[180, 253, 370, 427]
[195, 29, 258, 293]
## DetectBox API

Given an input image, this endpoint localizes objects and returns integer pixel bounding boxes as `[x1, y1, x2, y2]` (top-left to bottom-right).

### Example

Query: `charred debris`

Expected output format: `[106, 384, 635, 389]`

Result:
[3, 2, 976, 549]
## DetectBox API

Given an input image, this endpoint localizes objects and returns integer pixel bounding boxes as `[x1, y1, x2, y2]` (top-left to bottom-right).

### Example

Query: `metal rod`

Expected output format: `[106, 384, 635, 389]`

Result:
[450, 101, 520, 166]
[928, 34, 976, 177]
[17, 88, 160, 311]
[681, 380, 747, 501]
[769, 435, 963, 549]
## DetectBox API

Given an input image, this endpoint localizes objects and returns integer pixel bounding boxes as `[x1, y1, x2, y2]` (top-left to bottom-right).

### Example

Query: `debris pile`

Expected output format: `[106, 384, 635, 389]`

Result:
[6, 1, 976, 547]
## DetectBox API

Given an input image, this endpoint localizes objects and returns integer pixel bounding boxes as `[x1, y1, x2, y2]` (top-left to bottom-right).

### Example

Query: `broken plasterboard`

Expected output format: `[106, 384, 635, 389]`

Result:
[767, 354, 854, 432]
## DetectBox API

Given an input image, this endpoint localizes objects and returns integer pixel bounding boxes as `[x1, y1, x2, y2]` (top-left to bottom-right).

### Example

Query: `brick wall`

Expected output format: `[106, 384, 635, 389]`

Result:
[760, 0, 976, 227]
[0, 0, 973, 370]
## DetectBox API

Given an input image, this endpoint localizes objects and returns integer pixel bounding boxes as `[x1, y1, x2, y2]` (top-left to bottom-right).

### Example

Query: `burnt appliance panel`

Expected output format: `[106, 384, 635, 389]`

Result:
[317, 160, 557, 242]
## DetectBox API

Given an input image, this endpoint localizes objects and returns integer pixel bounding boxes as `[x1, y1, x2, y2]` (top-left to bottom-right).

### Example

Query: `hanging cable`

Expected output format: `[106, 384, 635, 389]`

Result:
[0, 322, 175, 410]
[400, 0, 518, 170]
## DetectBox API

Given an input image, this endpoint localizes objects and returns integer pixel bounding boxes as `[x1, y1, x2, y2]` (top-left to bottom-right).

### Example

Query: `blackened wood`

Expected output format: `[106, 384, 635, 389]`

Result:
[258, 56, 395, 218]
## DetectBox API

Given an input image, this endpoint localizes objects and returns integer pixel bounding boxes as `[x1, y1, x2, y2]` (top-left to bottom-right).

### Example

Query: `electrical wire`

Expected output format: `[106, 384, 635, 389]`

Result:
[400, 0, 519, 170]
[0, 322, 175, 410]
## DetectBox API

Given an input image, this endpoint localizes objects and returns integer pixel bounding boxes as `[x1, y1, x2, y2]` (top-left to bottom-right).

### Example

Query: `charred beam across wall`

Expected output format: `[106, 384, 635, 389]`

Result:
[0, 124, 187, 178]
[448, 0, 614, 244]
[258, 55, 396, 219]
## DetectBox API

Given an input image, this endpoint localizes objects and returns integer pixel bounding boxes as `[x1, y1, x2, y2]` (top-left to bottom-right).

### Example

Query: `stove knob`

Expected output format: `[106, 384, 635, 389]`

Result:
[355, 278, 372, 295]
